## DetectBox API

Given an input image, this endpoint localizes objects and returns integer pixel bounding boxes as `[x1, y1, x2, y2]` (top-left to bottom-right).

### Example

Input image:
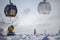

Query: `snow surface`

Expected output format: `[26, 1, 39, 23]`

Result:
[1, 34, 59, 40]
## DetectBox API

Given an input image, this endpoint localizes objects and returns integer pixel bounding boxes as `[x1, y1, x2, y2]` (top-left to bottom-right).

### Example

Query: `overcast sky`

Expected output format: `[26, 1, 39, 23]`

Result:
[0, 0, 60, 34]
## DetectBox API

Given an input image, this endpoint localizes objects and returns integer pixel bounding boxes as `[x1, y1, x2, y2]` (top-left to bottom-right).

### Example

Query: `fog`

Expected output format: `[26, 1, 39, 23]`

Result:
[0, 0, 60, 35]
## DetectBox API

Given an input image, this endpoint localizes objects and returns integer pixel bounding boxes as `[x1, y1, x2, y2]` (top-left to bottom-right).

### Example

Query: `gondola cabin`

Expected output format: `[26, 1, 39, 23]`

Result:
[4, 3, 17, 17]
